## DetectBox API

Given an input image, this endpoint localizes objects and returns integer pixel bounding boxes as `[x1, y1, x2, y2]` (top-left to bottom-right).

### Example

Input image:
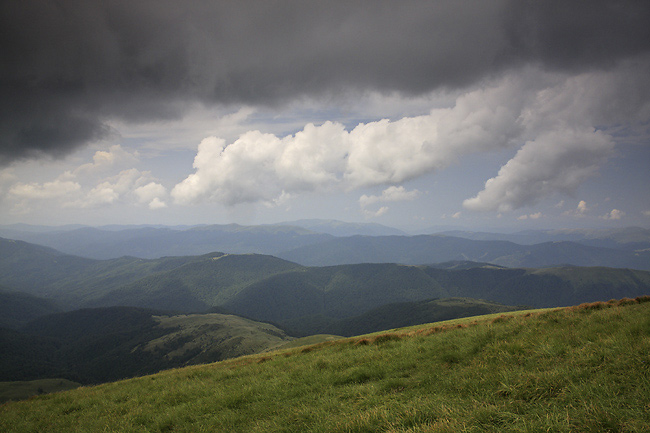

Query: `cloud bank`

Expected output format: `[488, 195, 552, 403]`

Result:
[172, 59, 649, 213]
[2, 0, 650, 164]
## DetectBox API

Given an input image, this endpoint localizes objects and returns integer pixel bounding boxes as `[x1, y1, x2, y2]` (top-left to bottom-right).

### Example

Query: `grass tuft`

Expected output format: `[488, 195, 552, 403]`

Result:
[570, 404, 626, 433]
[370, 333, 401, 344]
[617, 297, 637, 306]
[576, 301, 607, 310]
[635, 295, 650, 303]
[491, 315, 510, 323]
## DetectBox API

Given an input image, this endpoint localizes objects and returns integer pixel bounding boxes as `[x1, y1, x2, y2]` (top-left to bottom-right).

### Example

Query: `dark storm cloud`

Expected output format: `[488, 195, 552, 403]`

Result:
[1, 0, 649, 164]
[504, 0, 650, 70]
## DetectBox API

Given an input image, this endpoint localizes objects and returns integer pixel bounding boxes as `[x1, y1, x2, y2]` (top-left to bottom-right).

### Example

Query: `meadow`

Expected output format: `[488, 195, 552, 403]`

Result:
[2, 297, 649, 432]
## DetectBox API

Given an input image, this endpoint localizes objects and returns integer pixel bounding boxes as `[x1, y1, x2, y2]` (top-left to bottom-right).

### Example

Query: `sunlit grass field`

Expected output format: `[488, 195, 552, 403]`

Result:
[2, 298, 649, 432]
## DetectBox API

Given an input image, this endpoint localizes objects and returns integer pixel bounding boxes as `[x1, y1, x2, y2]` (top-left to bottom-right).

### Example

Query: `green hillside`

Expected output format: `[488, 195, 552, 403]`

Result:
[4, 307, 294, 385]
[88, 253, 303, 312]
[422, 265, 650, 308]
[278, 234, 520, 266]
[223, 263, 650, 336]
[0, 238, 95, 296]
[142, 313, 293, 365]
[223, 263, 448, 325]
[1, 298, 649, 432]
[0, 237, 206, 306]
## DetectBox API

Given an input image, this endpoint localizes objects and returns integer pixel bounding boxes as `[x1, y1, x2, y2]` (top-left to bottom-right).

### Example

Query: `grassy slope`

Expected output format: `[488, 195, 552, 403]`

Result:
[2, 298, 649, 432]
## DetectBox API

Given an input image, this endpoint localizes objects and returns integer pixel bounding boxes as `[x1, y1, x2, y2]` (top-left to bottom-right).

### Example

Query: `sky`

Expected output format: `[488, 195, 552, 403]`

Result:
[1, 0, 649, 232]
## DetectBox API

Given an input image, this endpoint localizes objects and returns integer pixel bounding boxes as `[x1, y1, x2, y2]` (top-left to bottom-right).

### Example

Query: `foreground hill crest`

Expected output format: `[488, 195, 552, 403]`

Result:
[2, 298, 649, 432]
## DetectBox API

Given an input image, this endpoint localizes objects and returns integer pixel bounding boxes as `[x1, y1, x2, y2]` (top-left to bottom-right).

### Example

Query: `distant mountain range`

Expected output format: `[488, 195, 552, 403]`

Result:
[0, 219, 405, 260]
[437, 226, 650, 250]
[0, 224, 332, 259]
[277, 234, 650, 270]
[1, 223, 648, 270]
[269, 219, 407, 237]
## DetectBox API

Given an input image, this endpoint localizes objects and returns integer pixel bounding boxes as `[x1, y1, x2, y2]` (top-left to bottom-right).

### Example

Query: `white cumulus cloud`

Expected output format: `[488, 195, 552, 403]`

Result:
[518, 212, 542, 220]
[601, 209, 625, 220]
[74, 145, 139, 176]
[561, 200, 590, 218]
[172, 58, 649, 213]
[66, 169, 162, 209]
[9, 176, 81, 200]
[172, 75, 533, 206]
[359, 186, 420, 209]
[134, 182, 168, 209]
[463, 129, 614, 212]
[148, 197, 167, 210]
[362, 206, 389, 219]
[577, 200, 588, 215]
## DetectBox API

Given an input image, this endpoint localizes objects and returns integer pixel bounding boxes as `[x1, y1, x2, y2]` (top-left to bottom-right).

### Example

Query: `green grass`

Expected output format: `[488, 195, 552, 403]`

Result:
[272, 334, 344, 350]
[2, 297, 650, 432]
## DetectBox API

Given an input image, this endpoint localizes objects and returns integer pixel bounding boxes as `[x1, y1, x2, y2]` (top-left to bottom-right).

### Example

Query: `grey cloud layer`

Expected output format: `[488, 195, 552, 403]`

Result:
[2, 0, 650, 163]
